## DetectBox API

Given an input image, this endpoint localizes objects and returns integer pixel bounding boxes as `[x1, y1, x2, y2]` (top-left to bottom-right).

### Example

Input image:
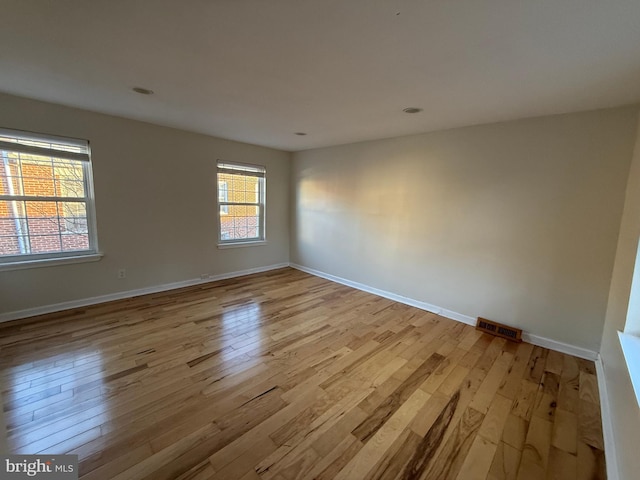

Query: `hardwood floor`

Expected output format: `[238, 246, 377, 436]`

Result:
[0, 267, 606, 479]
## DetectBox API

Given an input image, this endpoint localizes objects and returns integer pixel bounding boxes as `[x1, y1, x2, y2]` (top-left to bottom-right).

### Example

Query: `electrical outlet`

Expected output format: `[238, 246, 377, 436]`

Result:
[117, 269, 126, 279]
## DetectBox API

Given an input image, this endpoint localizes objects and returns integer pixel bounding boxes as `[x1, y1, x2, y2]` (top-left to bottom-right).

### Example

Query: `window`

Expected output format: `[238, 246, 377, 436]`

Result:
[0, 128, 99, 267]
[216, 161, 265, 245]
[619, 240, 640, 408]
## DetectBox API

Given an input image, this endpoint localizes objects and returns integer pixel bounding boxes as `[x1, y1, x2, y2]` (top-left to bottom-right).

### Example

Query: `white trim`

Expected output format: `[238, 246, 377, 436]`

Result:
[0, 262, 289, 323]
[217, 241, 268, 249]
[290, 263, 598, 360]
[291, 262, 451, 316]
[618, 331, 640, 407]
[521, 332, 598, 361]
[0, 253, 103, 272]
[595, 354, 620, 480]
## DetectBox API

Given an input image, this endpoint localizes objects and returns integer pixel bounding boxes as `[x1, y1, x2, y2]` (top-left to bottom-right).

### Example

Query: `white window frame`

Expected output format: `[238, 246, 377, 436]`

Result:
[0, 128, 101, 270]
[615, 236, 640, 408]
[216, 160, 266, 247]
[218, 180, 229, 214]
[619, 331, 640, 406]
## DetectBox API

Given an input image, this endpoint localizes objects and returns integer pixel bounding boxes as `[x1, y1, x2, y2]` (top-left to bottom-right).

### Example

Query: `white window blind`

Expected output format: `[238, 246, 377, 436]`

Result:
[0, 128, 90, 162]
[217, 162, 266, 177]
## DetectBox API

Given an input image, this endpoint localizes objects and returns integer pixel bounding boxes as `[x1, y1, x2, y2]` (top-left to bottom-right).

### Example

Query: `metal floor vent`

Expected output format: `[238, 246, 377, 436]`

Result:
[476, 317, 522, 342]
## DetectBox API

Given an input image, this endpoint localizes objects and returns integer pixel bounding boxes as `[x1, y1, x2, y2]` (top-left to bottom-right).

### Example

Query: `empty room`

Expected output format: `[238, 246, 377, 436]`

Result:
[1, 1, 640, 479]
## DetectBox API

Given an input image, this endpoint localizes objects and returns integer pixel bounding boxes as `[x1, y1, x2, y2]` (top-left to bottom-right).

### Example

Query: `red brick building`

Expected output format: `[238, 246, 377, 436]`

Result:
[0, 152, 89, 256]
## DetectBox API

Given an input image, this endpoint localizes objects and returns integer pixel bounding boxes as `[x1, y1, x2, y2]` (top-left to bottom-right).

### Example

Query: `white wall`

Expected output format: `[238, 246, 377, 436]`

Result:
[0, 93, 291, 316]
[292, 107, 639, 351]
[600, 113, 640, 480]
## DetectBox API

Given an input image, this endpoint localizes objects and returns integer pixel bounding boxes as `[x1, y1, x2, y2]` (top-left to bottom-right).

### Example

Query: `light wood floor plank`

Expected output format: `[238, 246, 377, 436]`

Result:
[0, 267, 605, 480]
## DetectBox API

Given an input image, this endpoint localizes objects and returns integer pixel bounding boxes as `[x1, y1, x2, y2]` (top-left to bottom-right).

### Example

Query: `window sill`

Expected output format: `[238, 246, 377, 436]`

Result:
[618, 331, 640, 408]
[0, 253, 103, 272]
[217, 241, 267, 249]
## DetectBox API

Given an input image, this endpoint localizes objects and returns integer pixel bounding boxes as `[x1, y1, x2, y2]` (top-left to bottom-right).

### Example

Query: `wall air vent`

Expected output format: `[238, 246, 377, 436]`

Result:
[476, 317, 522, 343]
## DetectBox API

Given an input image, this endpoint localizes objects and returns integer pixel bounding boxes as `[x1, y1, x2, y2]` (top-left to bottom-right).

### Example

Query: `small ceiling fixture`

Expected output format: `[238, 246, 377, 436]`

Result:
[132, 87, 154, 95]
[294, 132, 307, 136]
[403, 107, 423, 114]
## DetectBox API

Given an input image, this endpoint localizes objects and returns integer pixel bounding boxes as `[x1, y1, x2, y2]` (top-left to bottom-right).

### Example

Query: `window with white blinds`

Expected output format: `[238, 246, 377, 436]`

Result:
[216, 161, 266, 244]
[0, 128, 99, 265]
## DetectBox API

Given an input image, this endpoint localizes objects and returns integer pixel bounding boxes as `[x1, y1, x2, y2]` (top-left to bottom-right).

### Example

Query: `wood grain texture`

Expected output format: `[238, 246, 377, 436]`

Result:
[0, 268, 606, 479]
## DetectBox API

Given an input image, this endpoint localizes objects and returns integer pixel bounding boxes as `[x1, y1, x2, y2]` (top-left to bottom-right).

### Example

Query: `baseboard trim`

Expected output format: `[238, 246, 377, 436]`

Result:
[290, 262, 465, 319]
[291, 263, 598, 360]
[521, 333, 598, 361]
[595, 354, 620, 480]
[0, 263, 290, 323]
[4, 261, 600, 361]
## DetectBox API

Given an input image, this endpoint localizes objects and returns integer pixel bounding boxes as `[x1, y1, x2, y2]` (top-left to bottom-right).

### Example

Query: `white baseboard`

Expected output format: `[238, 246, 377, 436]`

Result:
[3, 261, 600, 361]
[290, 263, 598, 361]
[0, 263, 290, 323]
[290, 262, 468, 319]
[595, 355, 619, 480]
[521, 333, 598, 361]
